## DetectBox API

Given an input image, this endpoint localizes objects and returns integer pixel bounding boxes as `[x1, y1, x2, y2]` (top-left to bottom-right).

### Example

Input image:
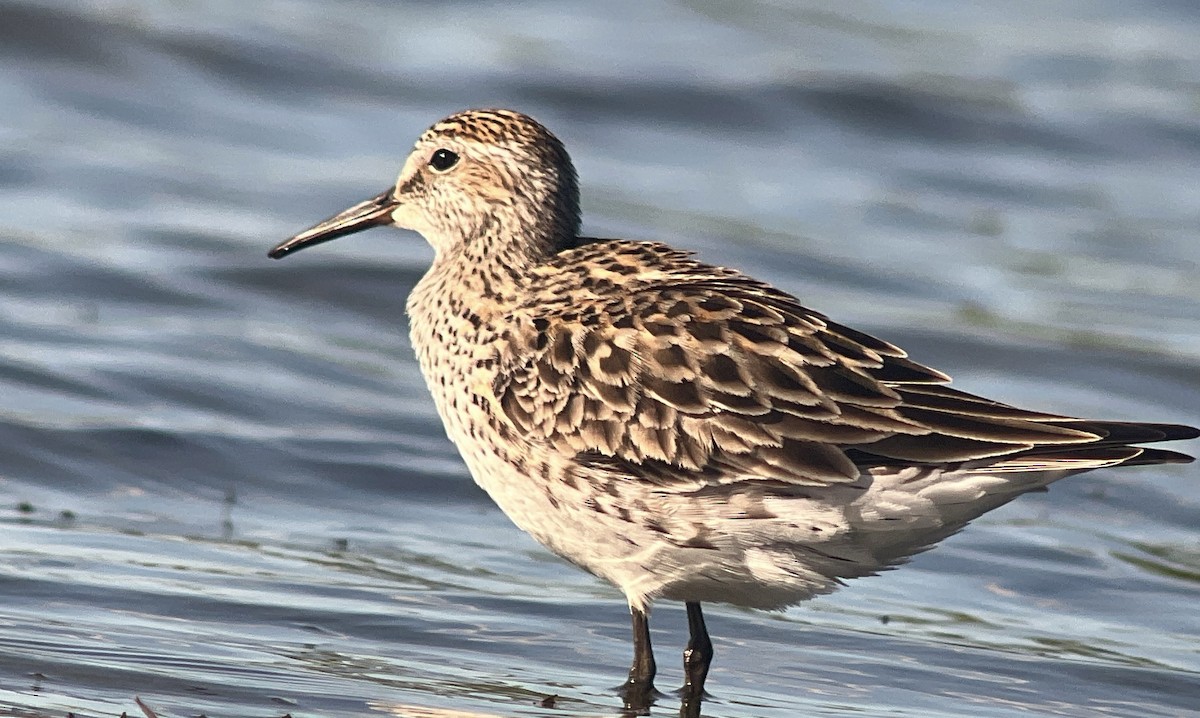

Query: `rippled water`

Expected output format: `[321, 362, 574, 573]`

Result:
[2, 1, 1199, 716]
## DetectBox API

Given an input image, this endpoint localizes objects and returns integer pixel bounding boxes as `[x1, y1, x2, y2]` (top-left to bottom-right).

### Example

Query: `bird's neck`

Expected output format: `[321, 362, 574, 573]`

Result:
[430, 212, 574, 306]
[406, 218, 560, 439]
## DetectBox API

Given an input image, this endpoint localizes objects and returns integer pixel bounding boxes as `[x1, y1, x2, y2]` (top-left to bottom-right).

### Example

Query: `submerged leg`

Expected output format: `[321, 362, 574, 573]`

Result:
[682, 602, 713, 697]
[621, 606, 657, 712]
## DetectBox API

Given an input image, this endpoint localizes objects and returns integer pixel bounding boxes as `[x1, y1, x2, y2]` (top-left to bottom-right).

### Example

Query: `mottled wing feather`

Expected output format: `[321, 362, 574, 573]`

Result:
[492, 242, 1108, 488]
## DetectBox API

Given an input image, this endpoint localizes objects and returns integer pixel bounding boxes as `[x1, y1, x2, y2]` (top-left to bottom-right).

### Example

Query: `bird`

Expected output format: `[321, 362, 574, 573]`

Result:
[268, 108, 1198, 714]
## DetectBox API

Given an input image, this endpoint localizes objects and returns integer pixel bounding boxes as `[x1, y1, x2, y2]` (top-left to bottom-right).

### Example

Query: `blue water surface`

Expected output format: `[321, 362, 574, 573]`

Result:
[1, 2, 1198, 716]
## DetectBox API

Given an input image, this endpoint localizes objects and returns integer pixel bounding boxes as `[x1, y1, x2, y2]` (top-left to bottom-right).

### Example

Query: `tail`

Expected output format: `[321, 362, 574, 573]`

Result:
[969, 421, 1197, 474]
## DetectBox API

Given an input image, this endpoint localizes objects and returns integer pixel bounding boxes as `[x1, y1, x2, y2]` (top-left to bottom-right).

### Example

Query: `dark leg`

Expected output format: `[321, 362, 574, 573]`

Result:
[682, 602, 713, 698]
[620, 606, 657, 713]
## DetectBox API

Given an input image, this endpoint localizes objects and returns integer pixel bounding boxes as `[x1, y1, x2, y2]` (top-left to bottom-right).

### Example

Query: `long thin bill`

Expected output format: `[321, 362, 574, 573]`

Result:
[268, 188, 398, 259]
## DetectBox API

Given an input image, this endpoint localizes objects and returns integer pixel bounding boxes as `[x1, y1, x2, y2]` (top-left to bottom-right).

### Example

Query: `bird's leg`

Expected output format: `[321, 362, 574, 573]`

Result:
[620, 606, 657, 713]
[681, 602, 713, 700]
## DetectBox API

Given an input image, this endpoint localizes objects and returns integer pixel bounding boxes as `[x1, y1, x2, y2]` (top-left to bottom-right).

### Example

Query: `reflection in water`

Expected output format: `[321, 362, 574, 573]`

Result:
[221, 487, 236, 540]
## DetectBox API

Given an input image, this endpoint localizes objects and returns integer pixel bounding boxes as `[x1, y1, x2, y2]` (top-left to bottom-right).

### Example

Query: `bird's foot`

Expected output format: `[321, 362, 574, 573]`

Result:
[618, 677, 661, 715]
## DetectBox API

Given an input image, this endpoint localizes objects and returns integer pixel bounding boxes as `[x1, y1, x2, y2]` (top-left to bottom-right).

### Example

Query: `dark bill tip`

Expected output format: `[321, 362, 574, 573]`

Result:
[268, 188, 398, 259]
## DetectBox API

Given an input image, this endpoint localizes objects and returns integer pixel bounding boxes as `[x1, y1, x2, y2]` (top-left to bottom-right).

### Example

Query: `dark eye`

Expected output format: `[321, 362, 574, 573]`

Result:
[429, 148, 459, 172]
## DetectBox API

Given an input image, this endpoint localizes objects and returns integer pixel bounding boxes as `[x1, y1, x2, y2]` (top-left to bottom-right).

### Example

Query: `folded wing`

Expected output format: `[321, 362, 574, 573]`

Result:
[492, 247, 1196, 489]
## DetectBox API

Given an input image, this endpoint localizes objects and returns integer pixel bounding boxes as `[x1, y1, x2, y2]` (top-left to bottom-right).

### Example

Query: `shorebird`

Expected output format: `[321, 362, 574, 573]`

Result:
[269, 109, 1198, 713]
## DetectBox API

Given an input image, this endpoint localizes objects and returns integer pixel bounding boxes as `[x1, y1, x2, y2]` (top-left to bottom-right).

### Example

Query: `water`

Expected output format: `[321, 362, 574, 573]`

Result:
[2, 1, 1199, 716]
